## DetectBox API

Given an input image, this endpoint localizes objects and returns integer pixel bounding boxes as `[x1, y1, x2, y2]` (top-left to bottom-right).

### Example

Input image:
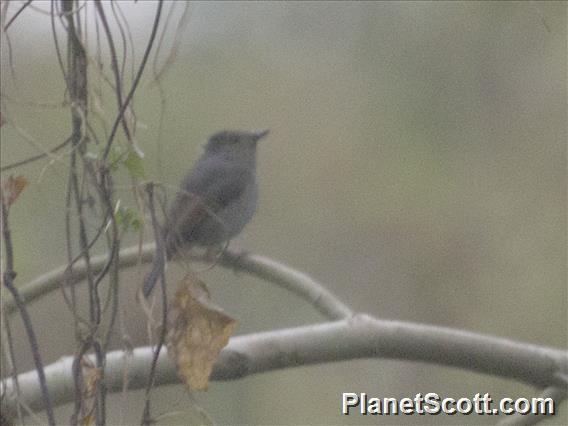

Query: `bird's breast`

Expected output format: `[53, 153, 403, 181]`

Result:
[189, 180, 258, 246]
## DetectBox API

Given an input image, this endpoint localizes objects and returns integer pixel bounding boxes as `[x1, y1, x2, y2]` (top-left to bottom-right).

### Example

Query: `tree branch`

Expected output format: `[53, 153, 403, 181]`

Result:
[3, 244, 352, 320]
[219, 250, 353, 319]
[1, 315, 566, 418]
[2, 245, 565, 423]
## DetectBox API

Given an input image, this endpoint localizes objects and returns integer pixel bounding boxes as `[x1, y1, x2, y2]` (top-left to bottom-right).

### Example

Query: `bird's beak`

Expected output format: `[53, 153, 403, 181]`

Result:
[252, 129, 270, 141]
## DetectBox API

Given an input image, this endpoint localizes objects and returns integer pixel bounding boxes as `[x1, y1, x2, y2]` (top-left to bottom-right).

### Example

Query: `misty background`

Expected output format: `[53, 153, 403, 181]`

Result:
[1, 1, 566, 425]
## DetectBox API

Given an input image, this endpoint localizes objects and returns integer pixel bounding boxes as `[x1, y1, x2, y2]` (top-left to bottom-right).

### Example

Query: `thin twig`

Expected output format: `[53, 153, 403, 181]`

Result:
[108, 0, 129, 85]
[151, 1, 191, 84]
[3, 0, 34, 31]
[150, 1, 192, 180]
[0, 136, 72, 172]
[69, 340, 89, 426]
[102, 0, 164, 161]
[94, 0, 132, 144]
[1, 196, 55, 426]
[61, 1, 103, 422]
[1, 8, 20, 90]
[50, 0, 69, 96]
[141, 183, 168, 425]
[0, 308, 24, 424]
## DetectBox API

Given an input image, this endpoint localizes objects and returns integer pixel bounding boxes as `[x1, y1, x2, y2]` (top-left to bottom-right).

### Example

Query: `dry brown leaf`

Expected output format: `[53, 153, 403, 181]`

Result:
[84, 366, 102, 398]
[167, 273, 237, 391]
[81, 412, 95, 426]
[1, 175, 28, 206]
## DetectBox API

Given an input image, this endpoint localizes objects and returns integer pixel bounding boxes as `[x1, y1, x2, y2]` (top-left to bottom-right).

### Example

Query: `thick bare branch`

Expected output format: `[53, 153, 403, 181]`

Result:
[1, 315, 566, 419]
[3, 244, 352, 320]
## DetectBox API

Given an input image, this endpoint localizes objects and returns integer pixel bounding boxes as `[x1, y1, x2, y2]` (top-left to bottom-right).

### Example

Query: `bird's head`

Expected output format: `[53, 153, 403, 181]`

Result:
[205, 129, 269, 154]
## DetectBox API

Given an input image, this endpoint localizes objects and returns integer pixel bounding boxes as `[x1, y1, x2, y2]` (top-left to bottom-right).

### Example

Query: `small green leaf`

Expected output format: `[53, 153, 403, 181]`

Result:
[130, 216, 142, 231]
[115, 208, 126, 229]
[115, 206, 142, 233]
[124, 149, 146, 179]
[107, 146, 123, 172]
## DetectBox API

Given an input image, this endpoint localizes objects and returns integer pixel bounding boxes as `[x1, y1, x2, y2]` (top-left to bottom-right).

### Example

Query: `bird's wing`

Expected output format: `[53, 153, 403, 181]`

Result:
[164, 159, 252, 254]
[183, 158, 253, 206]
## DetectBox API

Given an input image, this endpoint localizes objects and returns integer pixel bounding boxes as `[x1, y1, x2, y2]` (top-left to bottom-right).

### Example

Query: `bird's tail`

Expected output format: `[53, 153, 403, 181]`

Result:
[142, 246, 166, 298]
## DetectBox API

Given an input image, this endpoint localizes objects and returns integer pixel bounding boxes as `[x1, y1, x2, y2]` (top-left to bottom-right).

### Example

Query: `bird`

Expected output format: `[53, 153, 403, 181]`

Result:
[142, 129, 269, 297]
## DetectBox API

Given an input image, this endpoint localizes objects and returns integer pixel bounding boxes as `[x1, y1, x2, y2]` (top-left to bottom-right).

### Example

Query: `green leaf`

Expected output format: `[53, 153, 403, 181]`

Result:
[115, 206, 142, 232]
[107, 146, 123, 172]
[124, 149, 146, 179]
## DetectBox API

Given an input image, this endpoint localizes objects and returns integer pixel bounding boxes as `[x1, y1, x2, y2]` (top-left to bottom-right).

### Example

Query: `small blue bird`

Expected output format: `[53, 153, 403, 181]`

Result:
[143, 129, 269, 297]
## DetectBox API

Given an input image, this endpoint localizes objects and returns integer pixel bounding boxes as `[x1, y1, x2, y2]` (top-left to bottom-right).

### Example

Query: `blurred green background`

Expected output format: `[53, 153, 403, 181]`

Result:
[1, 1, 566, 425]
